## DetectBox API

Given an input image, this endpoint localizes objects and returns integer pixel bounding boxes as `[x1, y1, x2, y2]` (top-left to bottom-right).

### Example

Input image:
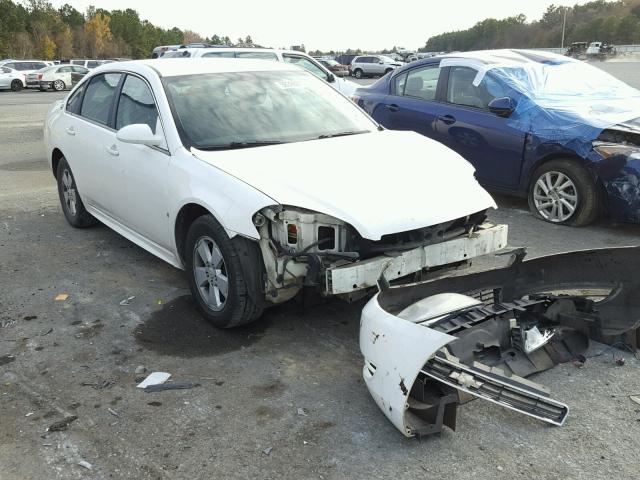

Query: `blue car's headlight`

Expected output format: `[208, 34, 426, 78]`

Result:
[593, 142, 640, 160]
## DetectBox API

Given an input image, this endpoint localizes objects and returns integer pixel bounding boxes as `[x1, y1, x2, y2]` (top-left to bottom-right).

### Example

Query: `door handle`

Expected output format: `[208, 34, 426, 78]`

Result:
[65, 126, 75, 136]
[105, 144, 119, 156]
[385, 104, 399, 112]
[438, 114, 456, 125]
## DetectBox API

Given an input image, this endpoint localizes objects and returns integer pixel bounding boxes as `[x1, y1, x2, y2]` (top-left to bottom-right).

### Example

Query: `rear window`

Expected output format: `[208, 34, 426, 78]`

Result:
[87, 61, 100, 68]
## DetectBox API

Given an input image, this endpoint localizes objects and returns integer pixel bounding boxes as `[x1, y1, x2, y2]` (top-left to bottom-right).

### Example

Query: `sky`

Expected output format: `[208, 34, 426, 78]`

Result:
[49, 0, 595, 51]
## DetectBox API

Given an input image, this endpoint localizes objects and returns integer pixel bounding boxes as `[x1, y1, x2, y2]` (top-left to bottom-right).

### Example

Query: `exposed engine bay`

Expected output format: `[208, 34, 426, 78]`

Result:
[252, 205, 498, 303]
[360, 247, 640, 438]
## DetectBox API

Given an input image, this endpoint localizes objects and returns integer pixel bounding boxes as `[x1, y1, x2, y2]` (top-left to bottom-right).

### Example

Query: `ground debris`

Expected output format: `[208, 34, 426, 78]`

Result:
[47, 415, 77, 432]
[262, 447, 273, 456]
[144, 381, 197, 393]
[77, 460, 92, 470]
[81, 378, 115, 390]
[119, 295, 136, 306]
[54, 293, 69, 301]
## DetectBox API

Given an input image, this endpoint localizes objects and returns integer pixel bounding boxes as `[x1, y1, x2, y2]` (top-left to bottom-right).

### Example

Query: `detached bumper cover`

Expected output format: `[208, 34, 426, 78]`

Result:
[360, 246, 640, 438]
[326, 223, 507, 295]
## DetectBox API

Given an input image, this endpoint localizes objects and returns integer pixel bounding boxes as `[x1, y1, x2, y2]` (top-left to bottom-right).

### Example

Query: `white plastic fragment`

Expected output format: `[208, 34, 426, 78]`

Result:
[119, 296, 136, 306]
[296, 408, 307, 416]
[78, 460, 92, 470]
[136, 372, 171, 389]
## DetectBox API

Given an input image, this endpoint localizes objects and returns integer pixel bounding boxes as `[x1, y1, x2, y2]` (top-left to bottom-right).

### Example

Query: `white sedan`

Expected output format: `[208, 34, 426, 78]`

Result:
[45, 59, 506, 327]
[0, 66, 26, 91]
[27, 65, 89, 91]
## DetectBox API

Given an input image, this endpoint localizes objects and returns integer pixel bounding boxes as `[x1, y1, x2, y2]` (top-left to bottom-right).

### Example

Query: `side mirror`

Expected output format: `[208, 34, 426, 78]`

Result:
[116, 123, 162, 147]
[378, 61, 384, 64]
[488, 97, 515, 118]
[327, 73, 335, 83]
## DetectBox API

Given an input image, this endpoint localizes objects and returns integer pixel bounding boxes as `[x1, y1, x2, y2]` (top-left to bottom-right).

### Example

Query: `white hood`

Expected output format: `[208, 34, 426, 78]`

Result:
[193, 130, 496, 240]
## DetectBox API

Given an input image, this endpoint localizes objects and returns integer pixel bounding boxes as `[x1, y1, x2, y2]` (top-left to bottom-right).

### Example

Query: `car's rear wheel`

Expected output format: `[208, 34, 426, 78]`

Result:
[53, 79, 66, 91]
[354, 69, 363, 79]
[10, 80, 22, 92]
[56, 156, 97, 228]
[528, 159, 600, 226]
[185, 215, 263, 328]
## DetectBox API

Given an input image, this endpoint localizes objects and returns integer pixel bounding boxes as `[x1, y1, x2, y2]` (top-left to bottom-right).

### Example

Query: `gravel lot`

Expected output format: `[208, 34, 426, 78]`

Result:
[2, 62, 640, 480]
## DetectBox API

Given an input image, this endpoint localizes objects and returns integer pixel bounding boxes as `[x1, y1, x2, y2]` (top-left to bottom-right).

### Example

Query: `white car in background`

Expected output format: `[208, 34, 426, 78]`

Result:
[44, 58, 505, 328]
[27, 65, 89, 91]
[0, 65, 27, 91]
[162, 47, 360, 97]
[0, 60, 48, 90]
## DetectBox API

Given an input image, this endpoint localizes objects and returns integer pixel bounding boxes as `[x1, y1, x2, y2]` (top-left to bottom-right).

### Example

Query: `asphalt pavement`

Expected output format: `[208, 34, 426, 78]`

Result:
[2, 64, 640, 480]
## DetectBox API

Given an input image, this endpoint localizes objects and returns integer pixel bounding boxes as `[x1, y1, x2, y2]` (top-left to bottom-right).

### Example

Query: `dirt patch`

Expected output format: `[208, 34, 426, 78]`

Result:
[133, 295, 270, 358]
[251, 379, 287, 398]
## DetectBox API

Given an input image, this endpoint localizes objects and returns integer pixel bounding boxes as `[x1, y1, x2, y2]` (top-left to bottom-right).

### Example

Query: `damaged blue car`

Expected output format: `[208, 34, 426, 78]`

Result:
[353, 49, 640, 226]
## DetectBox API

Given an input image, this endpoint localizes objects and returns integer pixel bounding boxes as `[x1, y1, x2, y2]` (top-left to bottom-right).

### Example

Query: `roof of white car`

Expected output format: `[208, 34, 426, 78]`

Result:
[95, 58, 298, 77]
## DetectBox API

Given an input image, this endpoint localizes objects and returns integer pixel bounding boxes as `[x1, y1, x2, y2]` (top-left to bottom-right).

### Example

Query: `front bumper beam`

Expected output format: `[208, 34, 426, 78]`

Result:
[326, 223, 508, 295]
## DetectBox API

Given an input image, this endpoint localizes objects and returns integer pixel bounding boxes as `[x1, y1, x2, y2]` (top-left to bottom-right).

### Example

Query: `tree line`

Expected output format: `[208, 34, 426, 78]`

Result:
[0, 0, 256, 60]
[421, 0, 640, 52]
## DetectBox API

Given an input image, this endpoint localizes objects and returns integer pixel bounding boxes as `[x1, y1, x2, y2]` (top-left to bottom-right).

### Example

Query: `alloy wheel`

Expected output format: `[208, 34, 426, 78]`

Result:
[533, 171, 578, 223]
[193, 236, 229, 311]
[53, 80, 65, 91]
[61, 169, 77, 216]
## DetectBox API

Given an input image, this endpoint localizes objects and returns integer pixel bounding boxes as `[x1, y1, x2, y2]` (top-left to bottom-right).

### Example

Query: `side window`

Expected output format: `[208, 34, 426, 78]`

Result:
[71, 66, 87, 73]
[403, 65, 441, 101]
[115, 75, 159, 134]
[14, 63, 29, 71]
[236, 51, 278, 61]
[282, 55, 329, 81]
[87, 61, 99, 68]
[1, 67, 11, 74]
[66, 83, 86, 114]
[202, 51, 235, 58]
[80, 73, 122, 126]
[446, 66, 506, 109]
[5, 63, 16, 69]
[58, 66, 72, 73]
[392, 72, 407, 96]
[34, 62, 46, 69]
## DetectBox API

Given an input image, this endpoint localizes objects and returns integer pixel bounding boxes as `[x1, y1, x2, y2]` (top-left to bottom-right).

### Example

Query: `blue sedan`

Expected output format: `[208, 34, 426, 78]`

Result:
[354, 49, 640, 226]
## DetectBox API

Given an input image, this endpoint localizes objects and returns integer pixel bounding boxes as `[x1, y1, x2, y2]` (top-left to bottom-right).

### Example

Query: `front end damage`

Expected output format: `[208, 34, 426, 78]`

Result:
[360, 247, 640, 438]
[252, 206, 508, 303]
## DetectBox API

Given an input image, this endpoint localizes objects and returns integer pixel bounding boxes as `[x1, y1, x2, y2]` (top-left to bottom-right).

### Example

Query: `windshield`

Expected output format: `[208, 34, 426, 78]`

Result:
[163, 70, 376, 150]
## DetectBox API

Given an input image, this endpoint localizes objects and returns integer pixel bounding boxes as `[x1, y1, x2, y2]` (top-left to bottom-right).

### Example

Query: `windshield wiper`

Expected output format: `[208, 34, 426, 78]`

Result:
[317, 130, 369, 139]
[200, 140, 285, 151]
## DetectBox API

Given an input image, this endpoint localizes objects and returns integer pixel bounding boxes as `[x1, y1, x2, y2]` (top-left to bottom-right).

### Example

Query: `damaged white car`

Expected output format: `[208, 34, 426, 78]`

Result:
[45, 58, 506, 327]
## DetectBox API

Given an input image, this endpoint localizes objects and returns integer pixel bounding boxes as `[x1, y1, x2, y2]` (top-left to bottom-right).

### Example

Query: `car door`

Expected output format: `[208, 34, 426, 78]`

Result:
[433, 66, 526, 189]
[371, 56, 385, 75]
[112, 74, 172, 248]
[376, 63, 443, 139]
[70, 66, 88, 87]
[56, 66, 73, 86]
[0, 67, 12, 88]
[63, 72, 123, 215]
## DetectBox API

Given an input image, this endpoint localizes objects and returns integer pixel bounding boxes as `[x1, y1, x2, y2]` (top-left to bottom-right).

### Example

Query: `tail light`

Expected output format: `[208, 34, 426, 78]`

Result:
[38, 74, 43, 80]
[287, 223, 298, 244]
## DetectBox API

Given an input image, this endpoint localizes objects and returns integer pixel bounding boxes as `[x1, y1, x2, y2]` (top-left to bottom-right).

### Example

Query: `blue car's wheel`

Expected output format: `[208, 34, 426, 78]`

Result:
[528, 159, 600, 227]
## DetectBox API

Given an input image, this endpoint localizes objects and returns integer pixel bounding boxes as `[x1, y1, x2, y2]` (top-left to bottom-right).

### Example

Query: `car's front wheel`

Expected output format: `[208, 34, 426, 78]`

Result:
[56, 156, 97, 228]
[528, 159, 600, 226]
[185, 215, 263, 328]
[10, 80, 22, 92]
[353, 69, 363, 79]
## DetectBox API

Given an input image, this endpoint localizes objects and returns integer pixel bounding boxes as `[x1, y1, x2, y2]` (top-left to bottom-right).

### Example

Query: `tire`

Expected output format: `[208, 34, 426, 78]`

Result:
[10, 80, 22, 92]
[185, 215, 263, 328]
[528, 159, 600, 227]
[56, 156, 97, 228]
[354, 69, 363, 79]
[53, 79, 66, 91]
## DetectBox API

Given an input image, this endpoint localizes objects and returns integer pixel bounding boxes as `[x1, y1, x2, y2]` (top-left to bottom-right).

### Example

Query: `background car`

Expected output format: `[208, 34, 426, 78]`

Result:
[0, 60, 48, 89]
[60, 59, 107, 69]
[161, 47, 359, 97]
[353, 49, 640, 226]
[0, 66, 27, 91]
[27, 65, 89, 91]
[350, 55, 402, 79]
[316, 59, 349, 77]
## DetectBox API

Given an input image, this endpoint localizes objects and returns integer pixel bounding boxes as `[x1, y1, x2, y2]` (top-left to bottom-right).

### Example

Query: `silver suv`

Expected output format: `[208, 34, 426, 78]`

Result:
[350, 55, 401, 79]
